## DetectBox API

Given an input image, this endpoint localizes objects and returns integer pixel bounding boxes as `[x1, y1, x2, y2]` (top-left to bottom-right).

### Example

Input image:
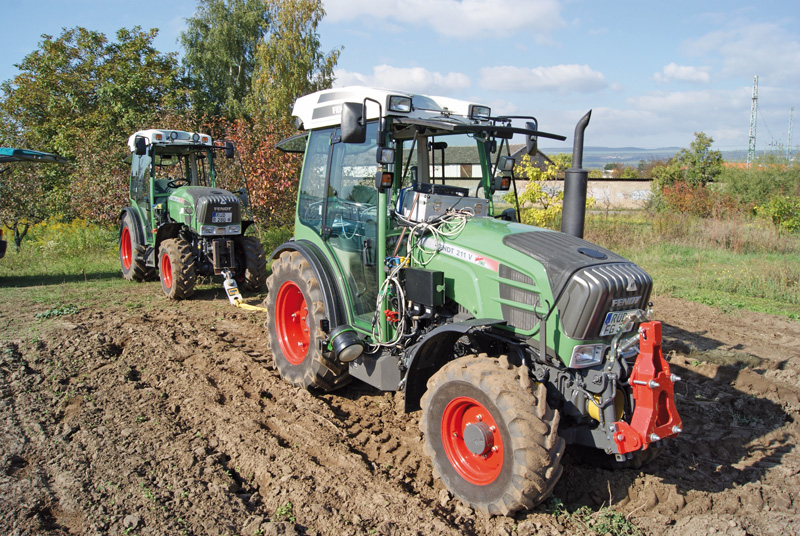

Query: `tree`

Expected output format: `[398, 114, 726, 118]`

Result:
[248, 0, 340, 121]
[510, 153, 570, 228]
[677, 131, 723, 186]
[181, 0, 270, 118]
[0, 162, 63, 252]
[0, 26, 184, 227]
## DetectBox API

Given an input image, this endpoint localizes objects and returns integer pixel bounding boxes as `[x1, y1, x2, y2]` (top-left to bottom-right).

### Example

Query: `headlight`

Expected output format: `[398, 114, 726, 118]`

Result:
[569, 344, 606, 368]
[227, 225, 241, 235]
[201, 226, 216, 235]
[469, 104, 491, 121]
[388, 96, 412, 113]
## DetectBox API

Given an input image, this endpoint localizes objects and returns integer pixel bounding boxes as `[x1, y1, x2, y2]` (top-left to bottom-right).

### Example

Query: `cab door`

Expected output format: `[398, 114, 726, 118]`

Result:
[295, 123, 380, 327]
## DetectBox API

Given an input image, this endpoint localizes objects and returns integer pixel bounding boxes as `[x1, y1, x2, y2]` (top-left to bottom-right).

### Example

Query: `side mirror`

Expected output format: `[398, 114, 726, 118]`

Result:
[498, 155, 515, 173]
[341, 102, 366, 144]
[225, 141, 235, 159]
[525, 120, 538, 155]
[135, 137, 148, 156]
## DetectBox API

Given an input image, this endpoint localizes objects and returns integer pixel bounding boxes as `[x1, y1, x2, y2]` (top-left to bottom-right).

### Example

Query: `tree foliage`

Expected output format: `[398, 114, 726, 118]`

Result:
[181, 0, 270, 118]
[248, 0, 340, 121]
[510, 153, 569, 228]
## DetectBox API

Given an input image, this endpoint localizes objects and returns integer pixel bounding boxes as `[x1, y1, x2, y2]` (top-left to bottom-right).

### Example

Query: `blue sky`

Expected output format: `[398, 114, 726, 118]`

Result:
[2, 0, 798, 152]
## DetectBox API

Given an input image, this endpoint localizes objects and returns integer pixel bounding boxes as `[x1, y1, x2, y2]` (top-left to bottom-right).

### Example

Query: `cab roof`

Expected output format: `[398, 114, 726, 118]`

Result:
[127, 129, 213, 152]
[292, 86, 492, 131]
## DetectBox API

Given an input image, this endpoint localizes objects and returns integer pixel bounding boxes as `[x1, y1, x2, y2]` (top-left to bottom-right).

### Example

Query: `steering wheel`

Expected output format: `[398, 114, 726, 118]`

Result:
[167, 177, 190, 188]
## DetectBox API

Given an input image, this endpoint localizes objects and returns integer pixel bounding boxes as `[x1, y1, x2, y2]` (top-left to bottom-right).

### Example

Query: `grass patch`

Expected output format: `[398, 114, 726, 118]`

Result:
[585, 212, 800, 320]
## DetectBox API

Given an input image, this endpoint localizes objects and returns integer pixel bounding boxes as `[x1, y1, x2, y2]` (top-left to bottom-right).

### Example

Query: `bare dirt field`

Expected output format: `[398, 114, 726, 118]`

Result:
[2, 282, 799, 535]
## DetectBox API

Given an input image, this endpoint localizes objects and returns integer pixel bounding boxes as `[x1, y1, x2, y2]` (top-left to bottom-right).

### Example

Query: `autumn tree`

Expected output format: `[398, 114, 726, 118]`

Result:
[181, 0, 270, 118]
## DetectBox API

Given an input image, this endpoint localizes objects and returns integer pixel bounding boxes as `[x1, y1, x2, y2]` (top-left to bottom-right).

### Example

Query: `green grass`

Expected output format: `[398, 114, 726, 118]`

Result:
[3, 214, 799, 323]
[585, 212, 800, 320]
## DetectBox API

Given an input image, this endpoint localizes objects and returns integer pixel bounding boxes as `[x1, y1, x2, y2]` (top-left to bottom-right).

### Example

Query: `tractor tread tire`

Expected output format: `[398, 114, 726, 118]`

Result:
[236, 236, 268, 291]
[120, 213, 154, 282]
[159, 237, 197, 300]
[420, 355, 564, 516]
[265, 251, 349, 391]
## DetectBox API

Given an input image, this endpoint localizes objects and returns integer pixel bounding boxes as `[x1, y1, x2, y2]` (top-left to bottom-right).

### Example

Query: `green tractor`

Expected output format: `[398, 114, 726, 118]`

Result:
[0, 147, 68, 258]
[119, 129, 267, 299]
[266, 87, 683, 515]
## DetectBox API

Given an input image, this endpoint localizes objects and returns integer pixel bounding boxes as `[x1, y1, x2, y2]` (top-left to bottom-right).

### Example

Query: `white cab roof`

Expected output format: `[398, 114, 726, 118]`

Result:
[292, 86, 491, 131]
[127, 129, 213, 152]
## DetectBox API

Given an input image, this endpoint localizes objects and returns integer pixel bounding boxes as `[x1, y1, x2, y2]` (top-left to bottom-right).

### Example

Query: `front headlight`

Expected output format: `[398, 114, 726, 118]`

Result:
[200, 226, 216, 235]
[227, 225, 241, 235]
[569, 344, 606, 368]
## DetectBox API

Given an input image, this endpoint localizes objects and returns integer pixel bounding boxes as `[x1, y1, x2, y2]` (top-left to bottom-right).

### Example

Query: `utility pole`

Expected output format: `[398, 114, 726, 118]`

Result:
[747, 75, 758, 168]
[789, 107, 794, 162]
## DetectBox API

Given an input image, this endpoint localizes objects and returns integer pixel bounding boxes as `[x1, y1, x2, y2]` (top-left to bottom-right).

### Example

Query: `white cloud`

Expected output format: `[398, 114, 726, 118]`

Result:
[653, 63, 712, 84]
[686, 21, 800, 84]
[479, 65, 607, 93]
[334, 65, 471, 94]
[323, 0, 565, 40]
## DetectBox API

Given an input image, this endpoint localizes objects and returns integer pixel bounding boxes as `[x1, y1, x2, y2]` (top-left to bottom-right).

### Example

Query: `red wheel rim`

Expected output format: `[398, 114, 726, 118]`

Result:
[275, 280, 309, 365]
[161, 252, 173, 290]
[120, 227, 132, 270]
[441, 396, 504, 485]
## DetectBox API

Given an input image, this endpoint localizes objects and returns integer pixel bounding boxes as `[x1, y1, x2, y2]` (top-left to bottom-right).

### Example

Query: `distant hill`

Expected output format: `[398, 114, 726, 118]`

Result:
[539, 146, 747, 170]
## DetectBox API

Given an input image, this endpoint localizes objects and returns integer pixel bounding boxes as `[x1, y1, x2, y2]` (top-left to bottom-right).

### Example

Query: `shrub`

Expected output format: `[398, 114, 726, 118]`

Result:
[757, 195, 800, 232]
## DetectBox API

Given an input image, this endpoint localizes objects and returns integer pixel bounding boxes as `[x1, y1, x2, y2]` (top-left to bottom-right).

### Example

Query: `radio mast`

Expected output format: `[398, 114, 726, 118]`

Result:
[747, 75, 758, 168]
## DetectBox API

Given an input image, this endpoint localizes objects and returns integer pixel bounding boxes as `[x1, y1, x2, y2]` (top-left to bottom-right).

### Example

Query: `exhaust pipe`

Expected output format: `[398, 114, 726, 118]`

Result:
[561, 110, 592, 238]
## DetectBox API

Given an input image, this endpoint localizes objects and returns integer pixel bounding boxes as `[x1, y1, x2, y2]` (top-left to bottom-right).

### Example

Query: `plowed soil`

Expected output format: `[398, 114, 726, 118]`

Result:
[1, 283, 799, 535]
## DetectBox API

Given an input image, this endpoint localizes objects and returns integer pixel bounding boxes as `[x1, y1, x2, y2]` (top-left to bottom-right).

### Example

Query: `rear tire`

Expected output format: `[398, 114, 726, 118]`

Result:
[158, 237, 196, 300]
[119, 213, 154, 282]
[420, 355, 565, 516]
[265, 251, 349, 391]
[235, 236, 267, 291]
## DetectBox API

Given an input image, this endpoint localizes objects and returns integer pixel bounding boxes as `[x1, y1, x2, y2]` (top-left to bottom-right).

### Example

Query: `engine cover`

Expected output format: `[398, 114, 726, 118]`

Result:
[185, 187, 242, 225]
[502, 231, 652, 339]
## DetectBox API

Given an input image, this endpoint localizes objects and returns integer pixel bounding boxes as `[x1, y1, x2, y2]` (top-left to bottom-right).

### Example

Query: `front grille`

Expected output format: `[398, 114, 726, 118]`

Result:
[559, 263, 653, 340]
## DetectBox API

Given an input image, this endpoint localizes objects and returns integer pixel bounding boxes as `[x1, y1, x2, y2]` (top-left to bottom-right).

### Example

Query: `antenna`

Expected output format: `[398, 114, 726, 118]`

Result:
[747, 75, 758, 168]
[789, 107, 794, 161]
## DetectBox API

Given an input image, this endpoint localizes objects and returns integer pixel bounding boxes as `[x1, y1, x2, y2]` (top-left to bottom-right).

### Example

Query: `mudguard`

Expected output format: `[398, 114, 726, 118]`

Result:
[268, 240, 346, 331]
[402, 318, 506, 412]
[119, 207, 147, 246]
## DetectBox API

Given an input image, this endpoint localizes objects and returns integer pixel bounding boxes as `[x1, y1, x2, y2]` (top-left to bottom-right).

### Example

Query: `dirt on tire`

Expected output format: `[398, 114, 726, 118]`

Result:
[1, 286, 799, 535]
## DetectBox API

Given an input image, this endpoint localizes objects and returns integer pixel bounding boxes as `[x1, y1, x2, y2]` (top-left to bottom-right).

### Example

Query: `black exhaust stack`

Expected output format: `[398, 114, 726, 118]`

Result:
[561, 110, 592, 238]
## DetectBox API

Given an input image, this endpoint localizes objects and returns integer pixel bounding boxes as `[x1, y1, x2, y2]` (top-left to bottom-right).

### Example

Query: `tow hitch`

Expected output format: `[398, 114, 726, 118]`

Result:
[222, 270, 265, 312]
[613, 321, 682, 454]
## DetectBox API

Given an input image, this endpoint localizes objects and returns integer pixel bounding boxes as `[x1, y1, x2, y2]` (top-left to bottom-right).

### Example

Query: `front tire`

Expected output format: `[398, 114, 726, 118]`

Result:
[119, 213, 154, 282]
[158, 237, 196, 300]
[420, 355, 565, 516]
[234, 236, 267, 291]
[265, 251, 348, 391]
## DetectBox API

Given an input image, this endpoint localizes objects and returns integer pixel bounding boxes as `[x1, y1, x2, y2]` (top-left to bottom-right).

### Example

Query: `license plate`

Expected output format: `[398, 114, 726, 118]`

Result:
[600, 310, 637, 337]
[212, 211, 232, 223]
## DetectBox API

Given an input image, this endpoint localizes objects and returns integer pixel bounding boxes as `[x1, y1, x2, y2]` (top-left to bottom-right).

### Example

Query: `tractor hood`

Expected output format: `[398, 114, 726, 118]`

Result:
[418, 218, 652, 341]
[169, 186, 242, 227]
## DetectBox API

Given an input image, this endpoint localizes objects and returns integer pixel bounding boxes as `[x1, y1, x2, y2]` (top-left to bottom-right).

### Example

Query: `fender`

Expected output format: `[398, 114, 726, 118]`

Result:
[119, 207, 146, 247]
[269, 240, 346, 331]
[402, 318, 506, 412]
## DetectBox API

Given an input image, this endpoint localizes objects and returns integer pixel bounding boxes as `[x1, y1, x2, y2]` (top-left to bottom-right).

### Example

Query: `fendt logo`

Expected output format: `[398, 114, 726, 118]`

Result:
[612, 296, 641, 308]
